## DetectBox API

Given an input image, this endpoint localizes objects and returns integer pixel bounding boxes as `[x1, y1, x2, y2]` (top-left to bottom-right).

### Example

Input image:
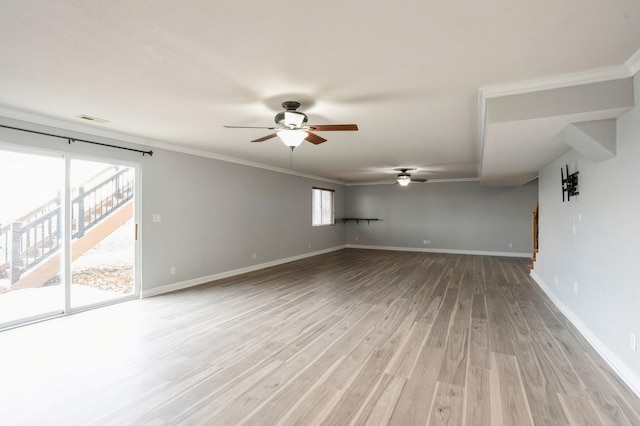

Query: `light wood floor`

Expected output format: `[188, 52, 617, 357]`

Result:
[1, 249, 639, 425]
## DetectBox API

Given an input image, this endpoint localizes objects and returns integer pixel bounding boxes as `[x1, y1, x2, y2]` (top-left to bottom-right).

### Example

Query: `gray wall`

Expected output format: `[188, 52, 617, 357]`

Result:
[534, 71, 640, 386]
[0, 118, 346, 292]
[345, 180, 538, 255]
[142, 149, 346, 289]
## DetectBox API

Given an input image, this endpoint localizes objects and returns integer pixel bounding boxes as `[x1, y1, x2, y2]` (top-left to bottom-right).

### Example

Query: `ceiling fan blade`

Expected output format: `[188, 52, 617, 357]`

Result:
[307, 124, 358, 131]
[224, 125, 278, 130]
[410, 178, 428, 182]
[305, 132, 327, 145]
[251, 133, 277, 142]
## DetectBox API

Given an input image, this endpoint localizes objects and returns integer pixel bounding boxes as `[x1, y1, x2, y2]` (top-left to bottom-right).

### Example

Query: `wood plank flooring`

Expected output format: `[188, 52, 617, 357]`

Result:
[1, 249, 639, 425]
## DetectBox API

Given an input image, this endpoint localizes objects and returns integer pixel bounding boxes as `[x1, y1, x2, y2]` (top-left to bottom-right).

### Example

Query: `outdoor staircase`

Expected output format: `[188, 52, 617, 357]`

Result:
[0, 167, 134, 290]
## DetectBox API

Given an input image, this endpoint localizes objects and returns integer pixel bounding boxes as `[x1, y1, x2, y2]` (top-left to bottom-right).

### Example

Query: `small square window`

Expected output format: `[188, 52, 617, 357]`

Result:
[312, 187, 334, 226]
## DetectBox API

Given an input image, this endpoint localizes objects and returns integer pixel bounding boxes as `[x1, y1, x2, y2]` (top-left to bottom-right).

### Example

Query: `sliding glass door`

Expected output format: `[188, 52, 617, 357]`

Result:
[0, 147, 139, 329]
[0, 150, 64, 326]
[70, 159, 136, 308]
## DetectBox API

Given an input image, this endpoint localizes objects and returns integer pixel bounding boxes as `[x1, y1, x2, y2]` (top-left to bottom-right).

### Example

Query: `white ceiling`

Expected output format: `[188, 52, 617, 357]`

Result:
[0, 1, 639, 185]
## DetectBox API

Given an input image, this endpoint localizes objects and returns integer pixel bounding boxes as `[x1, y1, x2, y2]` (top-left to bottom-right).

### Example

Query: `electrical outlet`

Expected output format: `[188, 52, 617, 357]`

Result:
[252, 253, 256, 259]
[573, 281, 578, 294]
[354, 236, 358, 241]
[170, 266, 176, 275]
[308, 243, 311, 248]
[554, 276, 559, 286]
[508, 242, 513, 248]
[631, 332, 637, 352]
[423, 239, 431, 245]
[152, 213, 161, 223]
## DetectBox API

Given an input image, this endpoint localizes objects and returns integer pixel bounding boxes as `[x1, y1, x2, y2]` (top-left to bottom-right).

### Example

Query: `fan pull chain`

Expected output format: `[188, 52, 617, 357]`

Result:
[290, 147, 294, 169]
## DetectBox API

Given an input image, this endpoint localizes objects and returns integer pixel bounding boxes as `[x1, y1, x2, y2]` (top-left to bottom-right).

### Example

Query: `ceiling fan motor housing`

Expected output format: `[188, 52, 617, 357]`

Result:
[282, 101, 300, 110]
[397, 168, 412, 178]
[275, 101, 308, 127]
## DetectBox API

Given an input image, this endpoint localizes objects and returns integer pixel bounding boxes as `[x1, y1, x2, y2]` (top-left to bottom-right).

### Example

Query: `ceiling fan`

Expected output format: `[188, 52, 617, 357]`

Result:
[224, 101, 358, 149]
[395, 168, 428, 186]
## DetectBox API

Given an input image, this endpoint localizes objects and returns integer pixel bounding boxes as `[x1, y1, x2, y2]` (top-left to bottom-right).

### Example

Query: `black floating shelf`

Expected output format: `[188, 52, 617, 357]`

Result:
[335, 218, 380, 225]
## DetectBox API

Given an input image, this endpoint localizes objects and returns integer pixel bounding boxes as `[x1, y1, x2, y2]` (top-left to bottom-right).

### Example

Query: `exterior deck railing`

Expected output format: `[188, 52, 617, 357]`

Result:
[0, 167, 133, 284]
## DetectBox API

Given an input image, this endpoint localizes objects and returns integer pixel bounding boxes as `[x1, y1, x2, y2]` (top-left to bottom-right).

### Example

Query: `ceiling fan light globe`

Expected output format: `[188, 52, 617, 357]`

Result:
[277, 129, 307, 148]
[397, 176, 411, 186]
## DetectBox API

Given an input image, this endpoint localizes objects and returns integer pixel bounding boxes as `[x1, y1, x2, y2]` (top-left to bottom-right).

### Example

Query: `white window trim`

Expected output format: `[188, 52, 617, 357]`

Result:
[312, 187, 335, 227]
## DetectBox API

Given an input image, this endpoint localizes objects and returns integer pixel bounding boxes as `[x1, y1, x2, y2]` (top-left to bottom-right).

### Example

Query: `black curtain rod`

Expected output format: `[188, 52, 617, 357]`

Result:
[0, 123, 153, 156]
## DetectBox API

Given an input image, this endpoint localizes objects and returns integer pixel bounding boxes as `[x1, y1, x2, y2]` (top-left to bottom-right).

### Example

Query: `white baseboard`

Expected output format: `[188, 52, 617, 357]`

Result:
[346, 244, 531, 258]
[530, 271, 640, 399]
[140, 245, 347, 298]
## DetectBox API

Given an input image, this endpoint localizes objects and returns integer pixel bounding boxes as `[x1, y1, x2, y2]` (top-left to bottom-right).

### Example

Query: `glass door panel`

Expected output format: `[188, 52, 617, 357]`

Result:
[0, 150, 64, 326]
[70, 159, 135, 309]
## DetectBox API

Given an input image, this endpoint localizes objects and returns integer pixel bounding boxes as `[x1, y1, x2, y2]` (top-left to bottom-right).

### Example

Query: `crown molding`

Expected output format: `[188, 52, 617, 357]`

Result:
[0, 105, 157, 148]
[416, 177, 480, 183]
[477, 52, 639, 182]
[0, 105, 344, 186]
[346, 181, 395, 186]
[143, 139, 345, 185]
[479, 64, 631, 100]
[626, 47, 640, 76]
